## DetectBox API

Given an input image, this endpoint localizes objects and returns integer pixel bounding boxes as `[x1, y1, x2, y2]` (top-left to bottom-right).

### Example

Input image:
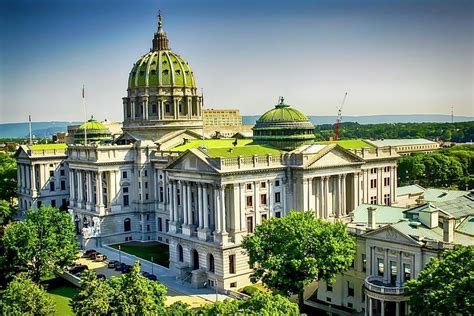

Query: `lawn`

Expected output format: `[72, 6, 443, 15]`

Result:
[111, 241, 170, 268]
[46, 282, 79, 316]
[206, 145, 280, 158]
[315, 139, 374, 149]
[172, 139, 253, 151]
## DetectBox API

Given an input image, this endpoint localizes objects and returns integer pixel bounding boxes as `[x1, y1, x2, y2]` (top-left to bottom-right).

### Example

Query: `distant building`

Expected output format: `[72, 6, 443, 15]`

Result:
[203, 124, 253, 138]
[53, 132, 67, 143]
[203, 109, 242, 126]
[366, 139, 439, 155]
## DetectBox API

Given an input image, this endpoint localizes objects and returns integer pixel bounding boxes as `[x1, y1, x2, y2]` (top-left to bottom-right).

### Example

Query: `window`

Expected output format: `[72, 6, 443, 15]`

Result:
[229, 255, 236, 274]
[246, 196, 253, 207]
[275, 211, 281, 218]
[49, 164, 53, 168]
[384, 166, 390, 172]
[123, 194, 129, 207]
[122, 171, 128, 179]
[165, 219, 169, 232]
[370, 168, 377, 174]
[165, 103, 170, 112]
[275, 192, 281, 203]
[326, 283, 333, 292]
[208, 254, 215, 272]
[275, 180, 280, 187]
[37, 201, 42, 208]
[145, 182, 148, 189]
[347, 282, 354, 297]
[49, 170, 54, 177]
[247, 216, 253, 233]
[50, 182, 55, 191]
[384, 194, 391, 206]
[145, 193, 149, 200]
[390, 261, 397, 285]
[124, 218, 131, 232]
[377, 258, 384, 276]
[230, 282, 237, 288]
[246, 183, 252, 190]
[158, 218, 162, 231]
[178, 245, 183, 262]
[260, 194, 267, 205]
[370, 179, 377, 188]
[60, 169, 65, 176]
[384, 177, 390, 186]
[159, 187, 164, 202]
[404, 263, 411, 281]
[51, 199, 56, 208]
[362, 254, 367, 272]
[62, 199, 67, 208]
[260, 182, 266, 188]
[370, 196, 377, 205]
[61, 180, 66, 190]
[261, 214, 267, 221]
[147, 225, 150, 232]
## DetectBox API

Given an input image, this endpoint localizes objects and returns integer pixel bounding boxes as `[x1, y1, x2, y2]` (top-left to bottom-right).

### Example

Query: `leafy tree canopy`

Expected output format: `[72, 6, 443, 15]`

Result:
[0, 199, 17, 226]
[405, 245, 474, 315]
[2, 205, 78, 282]
[242, 211, 356, 307]
[0, 152, 17, 204]
[0, 273, 55, 315]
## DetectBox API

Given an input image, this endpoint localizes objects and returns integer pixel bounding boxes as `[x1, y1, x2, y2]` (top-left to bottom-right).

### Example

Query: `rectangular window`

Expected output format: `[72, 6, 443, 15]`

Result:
[370, 179, 377, 188]
[158, 217, 163, 231]
[61, 180, 66, 190]
[370, 168, 377, 174]
[247, 216, 253, 233]
[275, 211, 281, 218]
[370, 196, 377, 205]
[384, 166, 390, 172]
[347, 282, 354, 297]
[275, 180, 280, 187]
[390, 261, 397, 285]
[260, 182, 266, 189]
[49, 170, 54, 177]
[60, 169, 65, 176]
[146, 214, 150, 221]
[50, 181, 55, 191]
[147, 225, 150, 232]
[384, 194, 391, 206]
[261, 214, 267, 221]
[122, 171, 128, 179]
[229, 255, 236, 274]
[275, 192, 281, 203]
[362, 254, 367, 272]
[326, 283, 333, 292]
[246, 183, 252, 190]
[165, 219, 169, 232]
[144, 170, 148, 177]
[123, 187, 128, 193]
[384, 177, 390, 186]
[404, 263, 411, 281]
[159, 187, 164, 202]
[37, 201, 42, 208]
[145, 182, 148, 189]
[62, 199, 67, 208]
[246, 196, 253, 207]
[260, 194, 267, 205]
[51, 199, 56, 208]
[145, 193, 149, 200]
[377, 258, 384, 276]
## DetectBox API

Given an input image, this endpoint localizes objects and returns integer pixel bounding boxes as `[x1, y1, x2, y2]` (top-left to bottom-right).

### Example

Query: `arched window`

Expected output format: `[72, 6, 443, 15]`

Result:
[178, 244, 184, 262]
[124, 218, 131, 232]
[208, 254, 215, 273]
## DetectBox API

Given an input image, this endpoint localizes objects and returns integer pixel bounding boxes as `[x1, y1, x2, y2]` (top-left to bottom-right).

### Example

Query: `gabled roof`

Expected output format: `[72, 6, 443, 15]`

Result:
[432, 194, 474, 219]
[303, 144, 366, 169]
[165, 148, 220, 174]
[397, 184, 425, 197]
[351, 203, 407, 225]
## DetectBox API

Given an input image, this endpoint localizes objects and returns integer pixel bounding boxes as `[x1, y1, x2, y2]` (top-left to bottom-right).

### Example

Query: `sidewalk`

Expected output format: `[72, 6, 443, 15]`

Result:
[95, 246, 230, 303]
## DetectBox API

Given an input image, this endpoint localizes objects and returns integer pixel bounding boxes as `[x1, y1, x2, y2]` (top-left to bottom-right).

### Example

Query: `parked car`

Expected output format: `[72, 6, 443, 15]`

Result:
[108, 260, 119, 269]
[95, 254, 107, 262]
[69, 264, 88, 275]
[146, 274, 157, 281]
[142, 271, 149, 277]
[96, 274, 106, 279]
[115, 262, 124, 271]
[88, 252, 99, 260]
[83, 249, 96, 258]
[121, 264, 132, 273]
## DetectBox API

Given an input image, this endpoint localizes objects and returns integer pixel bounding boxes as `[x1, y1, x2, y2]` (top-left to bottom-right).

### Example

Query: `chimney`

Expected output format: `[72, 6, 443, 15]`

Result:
[368, 206, 377, 229]
[443, 217, 455, 243]
[416, 195, 425, 205]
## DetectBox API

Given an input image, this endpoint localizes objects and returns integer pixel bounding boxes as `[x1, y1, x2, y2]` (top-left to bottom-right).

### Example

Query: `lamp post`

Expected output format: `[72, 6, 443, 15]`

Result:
[151, 257, 154, 275]
[215, 279, 218, 302]
[118, 245, 122, 264]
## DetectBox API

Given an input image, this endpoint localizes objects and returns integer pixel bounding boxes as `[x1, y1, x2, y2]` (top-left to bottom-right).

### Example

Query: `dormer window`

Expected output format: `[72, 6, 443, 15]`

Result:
[163, 70, 169, 75]
[175, 70, 181, 75]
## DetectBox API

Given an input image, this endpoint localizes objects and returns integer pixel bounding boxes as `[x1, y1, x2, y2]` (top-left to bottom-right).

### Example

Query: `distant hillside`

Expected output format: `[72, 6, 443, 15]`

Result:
[0, 121, 80, 138]
[243, 114, 473, 126]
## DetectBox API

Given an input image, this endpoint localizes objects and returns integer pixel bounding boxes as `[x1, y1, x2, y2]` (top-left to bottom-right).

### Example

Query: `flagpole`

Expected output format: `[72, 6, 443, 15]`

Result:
[28, 114, 32, 145]
[82, 85, 87, 145]
[201, 88, 205, 147]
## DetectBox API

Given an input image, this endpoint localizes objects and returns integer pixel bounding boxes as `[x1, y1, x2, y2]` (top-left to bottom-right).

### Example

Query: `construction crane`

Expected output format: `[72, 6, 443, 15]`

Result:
[334, 92, 348, 141]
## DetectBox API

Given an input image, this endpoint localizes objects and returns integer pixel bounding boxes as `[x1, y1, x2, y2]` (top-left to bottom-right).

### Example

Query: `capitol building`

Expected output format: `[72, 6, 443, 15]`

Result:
[15, 14, 473, 316]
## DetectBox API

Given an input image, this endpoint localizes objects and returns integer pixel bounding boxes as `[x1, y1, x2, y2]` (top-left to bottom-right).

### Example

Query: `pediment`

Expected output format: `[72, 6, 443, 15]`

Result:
[166, 150, 217, 174]
[306, 146, 364, 168]
[158, 130, 204, 151]
[14, 146, 30, 159]
[365, 226, 419, 246]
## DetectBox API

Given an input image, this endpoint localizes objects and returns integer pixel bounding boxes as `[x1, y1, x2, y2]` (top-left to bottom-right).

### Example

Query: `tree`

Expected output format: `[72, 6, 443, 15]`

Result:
[242, 211, 356, 308]
[2, 205, 78, 282]
[198, 299, 240, 315]
[0, 199, 16, 225]
[0, 152, 17, 204]
[0, 273, 55, 315]
[405, 245, 474, 315]
[72, 262, 167, 315]
[167, 301, 194, 316]
[72, 270, 114, 316]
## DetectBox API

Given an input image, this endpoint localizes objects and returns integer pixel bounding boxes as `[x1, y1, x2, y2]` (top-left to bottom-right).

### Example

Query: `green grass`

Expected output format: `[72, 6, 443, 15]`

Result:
[172, 139, 253, 151]
[30, 143, 67, 150]
[206, 145, 281, 158]
[47, 285, 79, 316]
[111, 242, 170, 268]
[315, 139, 374, 149]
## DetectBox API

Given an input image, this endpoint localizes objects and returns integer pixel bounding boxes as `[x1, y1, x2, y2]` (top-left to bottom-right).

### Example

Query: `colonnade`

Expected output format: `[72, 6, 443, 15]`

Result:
[125, 95, 201, 121]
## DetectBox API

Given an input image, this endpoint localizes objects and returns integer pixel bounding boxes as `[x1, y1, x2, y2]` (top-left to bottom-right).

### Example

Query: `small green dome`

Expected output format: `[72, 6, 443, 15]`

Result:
[128, 50, 196, 89]
[253, 97, 315, 151]
[75, 116, 112, 144]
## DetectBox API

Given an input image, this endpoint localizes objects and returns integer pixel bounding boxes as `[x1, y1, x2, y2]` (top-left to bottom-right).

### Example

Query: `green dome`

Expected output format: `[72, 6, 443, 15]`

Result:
[74, 116, 112, 144]
[128, 50, 196, 89]
[253, 97, 315, 151]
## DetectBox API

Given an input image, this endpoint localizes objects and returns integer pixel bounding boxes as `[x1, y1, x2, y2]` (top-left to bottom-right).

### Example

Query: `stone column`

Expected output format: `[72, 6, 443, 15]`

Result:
[324, 176, 329, 219]
[197, 183, 203, 228]
[341, 174, 347, 215]
[77, 171, 83, 208]
[86, 172, 92, 209]
[392, 166, 397, 203]
[378, 168, 383, 204]
[383, 248, 389, 283]
[17, 164, 21, 192]
[369, 297, 373, 316]
[30, 164, 36, 194]
[69, 169, 75, 205]
[143, 99, 149, 120]
[131, 101, 135, 120]
[411, 254, 416, 279]
[381, 300, 385, 316]
[187, 182, 192, 226]
[220, 185, 227, 234]
[353, 172, 360, 211]
[303, 178, 309, 211]
[181, 182, 188, 225]
[214, 185, 220, 234]
[396, 302, 400, 316]
[203, 184, 209, 229]
[371, 246, 376, 275]
[337, 174, 342, 217]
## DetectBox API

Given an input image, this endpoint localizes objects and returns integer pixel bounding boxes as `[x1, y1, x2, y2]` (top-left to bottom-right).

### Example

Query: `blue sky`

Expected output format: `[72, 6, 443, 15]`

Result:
[0, 0, 472, 123]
